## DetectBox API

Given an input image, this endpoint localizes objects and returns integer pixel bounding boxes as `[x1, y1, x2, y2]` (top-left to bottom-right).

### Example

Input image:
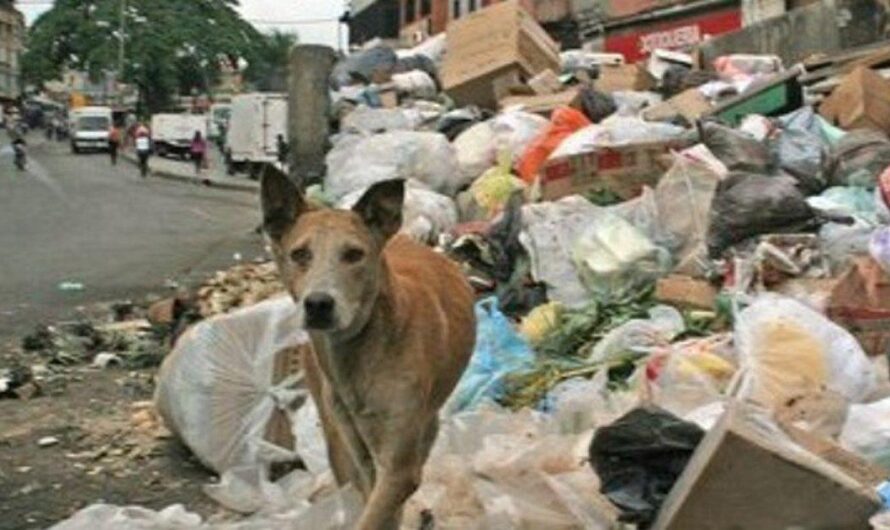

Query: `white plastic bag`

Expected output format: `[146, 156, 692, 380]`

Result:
[840, 397, 890, 470]
[154, 296, 310, 474]
[338, 183, 458, 243]
[734, 295, 879, 408]
[587, 305, 685, 363]
[549, 116, 685, 159]
[324, 131, 461, 201]
[520, 196, 603, 307]
[870, 226, 890, 274]
[339, 106, 423, 134]
[573, 212, 672, 301]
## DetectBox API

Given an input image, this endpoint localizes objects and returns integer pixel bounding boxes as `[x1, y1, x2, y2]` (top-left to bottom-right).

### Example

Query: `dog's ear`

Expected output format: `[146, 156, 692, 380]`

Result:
[353, 179, 405, 244]
[261, 165, 306, 241]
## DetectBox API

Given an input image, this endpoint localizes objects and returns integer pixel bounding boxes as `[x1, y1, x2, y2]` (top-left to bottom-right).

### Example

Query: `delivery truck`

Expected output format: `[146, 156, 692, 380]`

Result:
[69, 106, 113, 154]
[150, 113, 208, 159]
[224, 93, 287, 177]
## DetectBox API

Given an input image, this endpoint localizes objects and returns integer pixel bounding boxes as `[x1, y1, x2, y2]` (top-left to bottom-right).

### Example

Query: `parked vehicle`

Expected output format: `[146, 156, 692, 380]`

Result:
[150, 114, 208, 159]
[208, 103, 231, 141]
[69, 106, 113, 154]
[224, 93, 287, 178]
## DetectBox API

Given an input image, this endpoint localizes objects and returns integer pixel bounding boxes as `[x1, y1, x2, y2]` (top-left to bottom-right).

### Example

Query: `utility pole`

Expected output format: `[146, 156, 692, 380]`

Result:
[117, 0, 126, 103]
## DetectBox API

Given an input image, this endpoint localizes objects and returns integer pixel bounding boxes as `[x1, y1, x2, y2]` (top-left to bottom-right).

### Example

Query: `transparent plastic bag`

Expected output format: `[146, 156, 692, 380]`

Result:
[587, 305, 685, 363]
[841, 397, 890, 470]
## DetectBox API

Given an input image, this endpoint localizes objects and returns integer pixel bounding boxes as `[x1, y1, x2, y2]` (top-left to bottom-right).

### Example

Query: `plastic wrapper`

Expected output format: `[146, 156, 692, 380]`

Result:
[734, 295, 879, 409]
[828, 129, 890, 188]
[453, 111, 548, 187]
[521, 196, 603, 307]
[517, 106, 591, 183]
[154, 296, 309, 474]
[841, 397, 890, 470]
[587, 305, 685, 364]
[707, 172, 815, 258]
[589, 406, 705, 527]
[448, 298, 535, 413]
[700, 120, 773, 174]
[324, 130, 461, 201]
[573, 212, 672, 302]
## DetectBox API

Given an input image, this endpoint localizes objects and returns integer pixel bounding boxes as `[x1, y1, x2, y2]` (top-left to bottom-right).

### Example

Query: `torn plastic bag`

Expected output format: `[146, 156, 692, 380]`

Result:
[330, 45, 397, 88]
[454, 111, 548, 186]
[809, 186, 886, 269]
[589, 406, 705, 527]
[521, 196, 603, 307]
[587, 305, 684, 364]
[50, 504, 202, 530]
[700, 120, 773, 174]
[651, 155, 722, 276]
[707, 172, 816, 258]
[734, 295, 879, 410]
[448, 298, 535, 413]
[828, 129, 890, 188]
[771, 125, 828, 195]
[549, 116, 686, 160]
[840, 397, 890, 470]
[777, 106, 843, 147]
[573, 212, 672, 302]
[154, 296, 310, 474]
[338, 183, 458, 244]
[324, 131, 461, 201]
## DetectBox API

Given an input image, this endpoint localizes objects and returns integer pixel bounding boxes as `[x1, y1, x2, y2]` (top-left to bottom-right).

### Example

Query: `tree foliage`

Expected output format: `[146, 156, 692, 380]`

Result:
[243, 30, 298, 92]
[23, 0, 264, 112]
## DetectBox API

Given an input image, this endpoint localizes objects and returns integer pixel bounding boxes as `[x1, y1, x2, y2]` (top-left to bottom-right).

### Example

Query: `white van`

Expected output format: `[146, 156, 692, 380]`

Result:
[69, 106, 113, 153]
[150, 113, 208, 159]
[224, 93, 286, 177]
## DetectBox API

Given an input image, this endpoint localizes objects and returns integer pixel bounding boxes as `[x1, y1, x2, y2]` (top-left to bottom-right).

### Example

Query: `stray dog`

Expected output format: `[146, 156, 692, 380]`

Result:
[261, 171, 476, 530]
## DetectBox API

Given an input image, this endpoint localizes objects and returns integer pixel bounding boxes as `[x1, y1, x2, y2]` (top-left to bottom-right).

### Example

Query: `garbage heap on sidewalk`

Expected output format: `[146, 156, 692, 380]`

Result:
[55, 2, 890, 529]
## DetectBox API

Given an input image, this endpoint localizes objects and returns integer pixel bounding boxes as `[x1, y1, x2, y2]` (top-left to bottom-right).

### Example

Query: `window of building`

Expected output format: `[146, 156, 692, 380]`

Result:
[420, 0, 431, 17]
[469, 0, 477, 12]
[404, 0, 415, 23]
[452, 0, 461, 19]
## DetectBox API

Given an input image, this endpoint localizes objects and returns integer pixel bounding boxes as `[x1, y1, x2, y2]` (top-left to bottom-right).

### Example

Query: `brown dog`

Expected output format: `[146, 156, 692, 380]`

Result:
[261, 171, 476, 530]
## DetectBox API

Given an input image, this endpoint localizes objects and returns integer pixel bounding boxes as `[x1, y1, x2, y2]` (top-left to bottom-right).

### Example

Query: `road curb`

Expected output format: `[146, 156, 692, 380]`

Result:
[121, 152, 258, 194]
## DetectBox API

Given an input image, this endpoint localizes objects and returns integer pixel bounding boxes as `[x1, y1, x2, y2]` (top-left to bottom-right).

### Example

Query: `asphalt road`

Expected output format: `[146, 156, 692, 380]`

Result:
[0, 135, 265, 338]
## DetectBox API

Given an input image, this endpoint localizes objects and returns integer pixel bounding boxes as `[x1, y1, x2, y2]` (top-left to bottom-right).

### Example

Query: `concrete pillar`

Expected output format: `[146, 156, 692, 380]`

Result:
[287, 44, 337, 189]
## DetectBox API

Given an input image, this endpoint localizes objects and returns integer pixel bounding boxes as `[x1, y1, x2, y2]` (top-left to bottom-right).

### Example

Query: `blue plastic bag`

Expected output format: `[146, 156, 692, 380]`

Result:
[448, 297, 535, 413]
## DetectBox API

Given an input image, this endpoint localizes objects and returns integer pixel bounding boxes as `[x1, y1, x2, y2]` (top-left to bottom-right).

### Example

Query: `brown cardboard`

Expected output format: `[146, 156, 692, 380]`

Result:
[642, 89, 712, 124]
[499, 88, 582, 116]
[538, 139, 685, 201]
[655, 275, 718, 310]
[819, 66, 890, 133]
[528, 68, 563, 95]
[594, 64, 655, 93]
[652, 402, 882, 530]
[442, 0, 560, 109]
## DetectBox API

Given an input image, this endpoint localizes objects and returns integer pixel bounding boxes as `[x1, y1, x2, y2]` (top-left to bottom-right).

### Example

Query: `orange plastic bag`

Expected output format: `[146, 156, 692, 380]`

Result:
[517, 107, 590, 184]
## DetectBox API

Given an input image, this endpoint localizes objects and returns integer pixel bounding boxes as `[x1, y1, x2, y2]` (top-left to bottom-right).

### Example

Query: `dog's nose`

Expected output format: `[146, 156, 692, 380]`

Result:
[304, 292, 335, 329]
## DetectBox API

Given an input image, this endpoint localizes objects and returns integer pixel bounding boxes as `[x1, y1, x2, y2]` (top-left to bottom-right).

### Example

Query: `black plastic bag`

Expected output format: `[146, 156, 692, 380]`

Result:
[590, 406, 704, 528]
[707, 172, 817, 258]
[827, 129, 890, 188]
[579, 88, 617, 123]
[700, 121, 773, 174]
[770, 127, 827, 195]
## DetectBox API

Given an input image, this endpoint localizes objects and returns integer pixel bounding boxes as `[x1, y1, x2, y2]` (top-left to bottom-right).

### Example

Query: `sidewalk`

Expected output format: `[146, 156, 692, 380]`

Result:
[121, 147, 259, 193]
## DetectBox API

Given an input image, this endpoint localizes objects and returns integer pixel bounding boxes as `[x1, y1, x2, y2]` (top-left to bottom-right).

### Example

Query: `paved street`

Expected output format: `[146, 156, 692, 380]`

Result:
[0, 135, 265, 339]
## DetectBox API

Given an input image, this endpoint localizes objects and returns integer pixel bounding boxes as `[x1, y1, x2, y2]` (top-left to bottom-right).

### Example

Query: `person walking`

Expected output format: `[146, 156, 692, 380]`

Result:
[135, 126, 152, 178]
[190, 131, 207, 176]
[108, 123, 121, 165]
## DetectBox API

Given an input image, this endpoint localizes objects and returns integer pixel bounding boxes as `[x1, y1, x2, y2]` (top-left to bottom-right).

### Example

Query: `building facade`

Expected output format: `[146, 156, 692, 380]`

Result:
[0, 2, 23, 102]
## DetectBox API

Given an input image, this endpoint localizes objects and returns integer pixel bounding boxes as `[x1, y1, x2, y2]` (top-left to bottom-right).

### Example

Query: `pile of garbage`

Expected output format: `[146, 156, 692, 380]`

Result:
[52, 2, 890, 528]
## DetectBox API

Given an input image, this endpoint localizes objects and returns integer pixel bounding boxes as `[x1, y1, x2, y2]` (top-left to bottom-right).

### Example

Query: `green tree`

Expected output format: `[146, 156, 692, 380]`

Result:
[244, 30, 298, 92]
[23, 0, 263, 112]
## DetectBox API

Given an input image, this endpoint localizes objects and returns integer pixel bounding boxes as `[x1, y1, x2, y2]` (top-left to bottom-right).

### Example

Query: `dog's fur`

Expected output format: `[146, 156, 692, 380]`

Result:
[261, 171, 475, 530]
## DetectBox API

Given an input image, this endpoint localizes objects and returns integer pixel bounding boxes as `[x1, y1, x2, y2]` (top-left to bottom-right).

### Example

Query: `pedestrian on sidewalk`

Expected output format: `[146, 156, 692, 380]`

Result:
[108, 123, 121, 165]
[190, 131, 207, 176]
[135, 126, 152, 178]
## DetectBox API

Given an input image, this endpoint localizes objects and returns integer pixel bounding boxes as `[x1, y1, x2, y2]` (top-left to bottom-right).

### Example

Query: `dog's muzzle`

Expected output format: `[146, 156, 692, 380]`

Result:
[303, 292, 336, 330]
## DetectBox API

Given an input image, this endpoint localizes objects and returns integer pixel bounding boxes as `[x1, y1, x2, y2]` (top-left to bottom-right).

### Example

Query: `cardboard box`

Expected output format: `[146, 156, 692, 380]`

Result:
[499, 88, 582, 116]
[528, 68, 563, 95]
[594, 63, 655, 92]
[652, 402, 882, 530]
[655, 275, 718, 310]
[442, 0, 561, 109]
[538, 139, 685, 201]
[820, 66, 890, 133]
[642, 88, 711, 124]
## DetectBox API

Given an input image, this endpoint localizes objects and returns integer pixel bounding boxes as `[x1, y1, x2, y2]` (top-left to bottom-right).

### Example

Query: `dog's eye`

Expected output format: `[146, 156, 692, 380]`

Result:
[290, 247, 312, 266]
[342, 247, 365, 264]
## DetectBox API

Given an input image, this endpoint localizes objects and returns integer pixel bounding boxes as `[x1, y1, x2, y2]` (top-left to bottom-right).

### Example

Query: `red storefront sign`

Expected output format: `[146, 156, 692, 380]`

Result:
[604, 7, 742, 63]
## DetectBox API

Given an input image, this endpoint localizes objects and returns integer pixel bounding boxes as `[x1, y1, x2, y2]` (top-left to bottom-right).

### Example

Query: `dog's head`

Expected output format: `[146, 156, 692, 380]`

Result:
[260, 168, 404, 335]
